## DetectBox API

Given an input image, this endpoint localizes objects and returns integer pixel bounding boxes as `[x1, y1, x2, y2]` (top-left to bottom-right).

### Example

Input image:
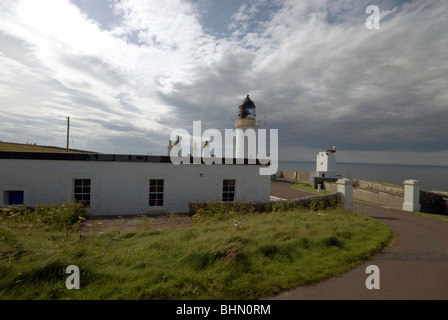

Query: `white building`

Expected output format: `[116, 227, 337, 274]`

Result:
[0, 152, 270, 215]
[316, 146, 337, 178]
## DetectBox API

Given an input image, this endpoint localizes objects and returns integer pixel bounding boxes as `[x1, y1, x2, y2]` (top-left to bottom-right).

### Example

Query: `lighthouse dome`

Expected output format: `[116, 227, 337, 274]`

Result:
[238, 95, 256, 119]
[239, 94, 255, 107]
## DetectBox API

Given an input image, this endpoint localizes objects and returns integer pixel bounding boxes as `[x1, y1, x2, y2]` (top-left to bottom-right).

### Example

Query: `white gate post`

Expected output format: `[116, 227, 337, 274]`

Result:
[337, 178, 353, 211]
[403, 179, 420, 212]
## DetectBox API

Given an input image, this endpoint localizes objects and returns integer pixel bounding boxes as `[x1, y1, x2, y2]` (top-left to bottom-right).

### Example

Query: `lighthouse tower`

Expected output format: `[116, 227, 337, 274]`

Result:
[235, 95, 260, 160]
[316, 146, 337, 178]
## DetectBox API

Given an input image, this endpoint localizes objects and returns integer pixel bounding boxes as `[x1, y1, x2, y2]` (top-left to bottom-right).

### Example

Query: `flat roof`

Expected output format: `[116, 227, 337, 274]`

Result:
[0, 151, 268, 165]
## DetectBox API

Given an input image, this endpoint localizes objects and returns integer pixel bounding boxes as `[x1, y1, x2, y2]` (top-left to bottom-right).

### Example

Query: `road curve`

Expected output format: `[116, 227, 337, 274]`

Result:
[270, 180, 448, 300]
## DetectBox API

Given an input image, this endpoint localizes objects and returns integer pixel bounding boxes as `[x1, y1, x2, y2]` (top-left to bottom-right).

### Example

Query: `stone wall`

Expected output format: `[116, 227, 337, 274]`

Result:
[353, 180, 404, 196]
[322, 179, 448, 215]
[277, 171, 310, 181]
[322, 180, 338, 192]
[321, 179, 404, 210]
[314, 177, 338, 190]
[281, 171, 296, 180]
[420, 191, 448, 215]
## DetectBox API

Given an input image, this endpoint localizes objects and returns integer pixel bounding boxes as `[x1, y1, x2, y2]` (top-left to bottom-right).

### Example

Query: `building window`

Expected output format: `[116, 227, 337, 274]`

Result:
[3, 190, 24, 205]
[149, 179, 164, 207]
[74, 179, 91, 207]
[222, 179, 236, 202]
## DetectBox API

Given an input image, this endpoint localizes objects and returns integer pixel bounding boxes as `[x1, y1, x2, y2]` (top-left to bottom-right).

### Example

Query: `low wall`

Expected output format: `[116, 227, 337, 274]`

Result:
[322, 180, 338, 193]
[281, 171, 296, 180]
[278, 171, 448, 215]
[321, 179, 404, 210]
[352, 179, 404, 210]
[353, 187, 404, 210]
[278, 171, 310, 181]
[420, 191, 448, 215]
[353, 180, 404, 196]
[314, 177, 338, 190]
[322, 179, 448, 215]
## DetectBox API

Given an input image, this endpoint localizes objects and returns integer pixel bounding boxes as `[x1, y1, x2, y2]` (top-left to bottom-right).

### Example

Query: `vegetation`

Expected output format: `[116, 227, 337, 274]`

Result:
[291, 182, 332, 194]
[0, 201, 392, 300]
[411, 211, 448, 221]
[353, 197, 382, 206]
[190, 194, 342, 218]
[0, 141, 92, 153]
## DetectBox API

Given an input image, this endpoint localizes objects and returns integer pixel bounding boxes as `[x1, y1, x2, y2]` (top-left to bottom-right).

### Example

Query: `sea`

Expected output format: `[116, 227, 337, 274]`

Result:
[278, 161, 448, 192]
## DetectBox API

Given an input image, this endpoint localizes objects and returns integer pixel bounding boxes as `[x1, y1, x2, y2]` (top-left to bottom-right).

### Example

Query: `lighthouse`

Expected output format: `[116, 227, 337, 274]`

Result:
[316, 146, 337, 178]
[235, 95, 260, 160]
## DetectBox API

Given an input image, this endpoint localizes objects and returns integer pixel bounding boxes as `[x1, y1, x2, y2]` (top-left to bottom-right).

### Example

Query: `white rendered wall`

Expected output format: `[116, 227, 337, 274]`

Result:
[0, 158, 270, 215]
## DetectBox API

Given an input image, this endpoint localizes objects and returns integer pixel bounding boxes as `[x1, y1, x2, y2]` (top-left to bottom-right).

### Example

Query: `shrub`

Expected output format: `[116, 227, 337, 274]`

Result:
[189, 193, 343, 219]
[0, 200, 88, 231]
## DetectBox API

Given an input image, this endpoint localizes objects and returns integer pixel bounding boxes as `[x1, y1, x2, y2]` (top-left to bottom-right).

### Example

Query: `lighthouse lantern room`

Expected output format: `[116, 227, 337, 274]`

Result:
[235, 95, 260, 159]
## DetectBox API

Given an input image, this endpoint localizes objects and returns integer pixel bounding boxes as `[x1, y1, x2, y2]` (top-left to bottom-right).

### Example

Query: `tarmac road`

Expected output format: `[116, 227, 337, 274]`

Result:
[270, 180, 448, 300]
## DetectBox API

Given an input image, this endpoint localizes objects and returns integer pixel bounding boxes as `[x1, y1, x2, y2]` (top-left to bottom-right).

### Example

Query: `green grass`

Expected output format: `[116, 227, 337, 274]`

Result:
[0, 141, 92, 153]
[0, 205, 392, 300]
[353, 197, 382, 206]
[291, 182, 332, 194]
[411, 211, 448, 221]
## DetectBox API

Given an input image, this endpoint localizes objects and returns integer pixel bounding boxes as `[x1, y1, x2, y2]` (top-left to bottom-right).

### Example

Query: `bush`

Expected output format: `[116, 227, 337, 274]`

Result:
[0, 200, 88, 231]
[189, 193, 343, 219]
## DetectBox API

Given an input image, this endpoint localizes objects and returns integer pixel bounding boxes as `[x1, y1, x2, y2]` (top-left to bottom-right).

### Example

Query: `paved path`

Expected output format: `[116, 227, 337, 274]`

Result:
[270, 180, 448, 300]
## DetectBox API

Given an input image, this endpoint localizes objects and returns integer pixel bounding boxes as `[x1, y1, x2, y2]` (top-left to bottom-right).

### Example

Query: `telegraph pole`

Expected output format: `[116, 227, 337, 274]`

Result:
[66, 116, 70, 152]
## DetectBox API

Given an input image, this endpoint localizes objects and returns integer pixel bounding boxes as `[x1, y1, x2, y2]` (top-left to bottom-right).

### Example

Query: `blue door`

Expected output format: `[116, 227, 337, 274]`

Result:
[8, 191, 24, 205]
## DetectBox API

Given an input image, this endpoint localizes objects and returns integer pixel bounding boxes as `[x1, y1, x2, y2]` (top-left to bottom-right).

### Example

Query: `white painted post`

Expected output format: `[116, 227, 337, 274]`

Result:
[337, 178, 353, 211]
[402, 179, 420, 212]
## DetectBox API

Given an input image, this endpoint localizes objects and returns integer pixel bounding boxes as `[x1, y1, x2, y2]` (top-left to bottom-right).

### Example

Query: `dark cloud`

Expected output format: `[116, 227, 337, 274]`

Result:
[115, 92, 142, 114]
[157, 0, 448, 159]
[157, 50, 257, 130]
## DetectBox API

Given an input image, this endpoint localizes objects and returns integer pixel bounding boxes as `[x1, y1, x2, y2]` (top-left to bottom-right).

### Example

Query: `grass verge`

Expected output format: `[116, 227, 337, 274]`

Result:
[0, 141, 92, 153]
[411, 211, 448, 221]
[291, 182, 332, 194]
[0, 205, 392, 300]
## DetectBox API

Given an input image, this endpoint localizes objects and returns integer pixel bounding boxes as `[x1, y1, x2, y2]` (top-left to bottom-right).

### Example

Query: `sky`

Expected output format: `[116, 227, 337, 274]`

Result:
[0, 0, 447, 166]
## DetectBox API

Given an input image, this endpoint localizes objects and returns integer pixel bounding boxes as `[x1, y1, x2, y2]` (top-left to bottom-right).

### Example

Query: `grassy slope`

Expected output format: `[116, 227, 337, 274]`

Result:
[0, 208, 392, 300]
[0, 141, 93, 153]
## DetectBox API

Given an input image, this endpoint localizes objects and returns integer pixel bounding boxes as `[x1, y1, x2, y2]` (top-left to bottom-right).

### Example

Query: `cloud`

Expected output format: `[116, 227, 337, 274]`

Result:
[0, 0, 446, 165]
[156, 0, 448, 160]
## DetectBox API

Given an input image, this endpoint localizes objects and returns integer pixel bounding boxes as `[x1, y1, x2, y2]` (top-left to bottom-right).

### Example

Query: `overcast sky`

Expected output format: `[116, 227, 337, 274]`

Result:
[0, 0, 447, 165]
